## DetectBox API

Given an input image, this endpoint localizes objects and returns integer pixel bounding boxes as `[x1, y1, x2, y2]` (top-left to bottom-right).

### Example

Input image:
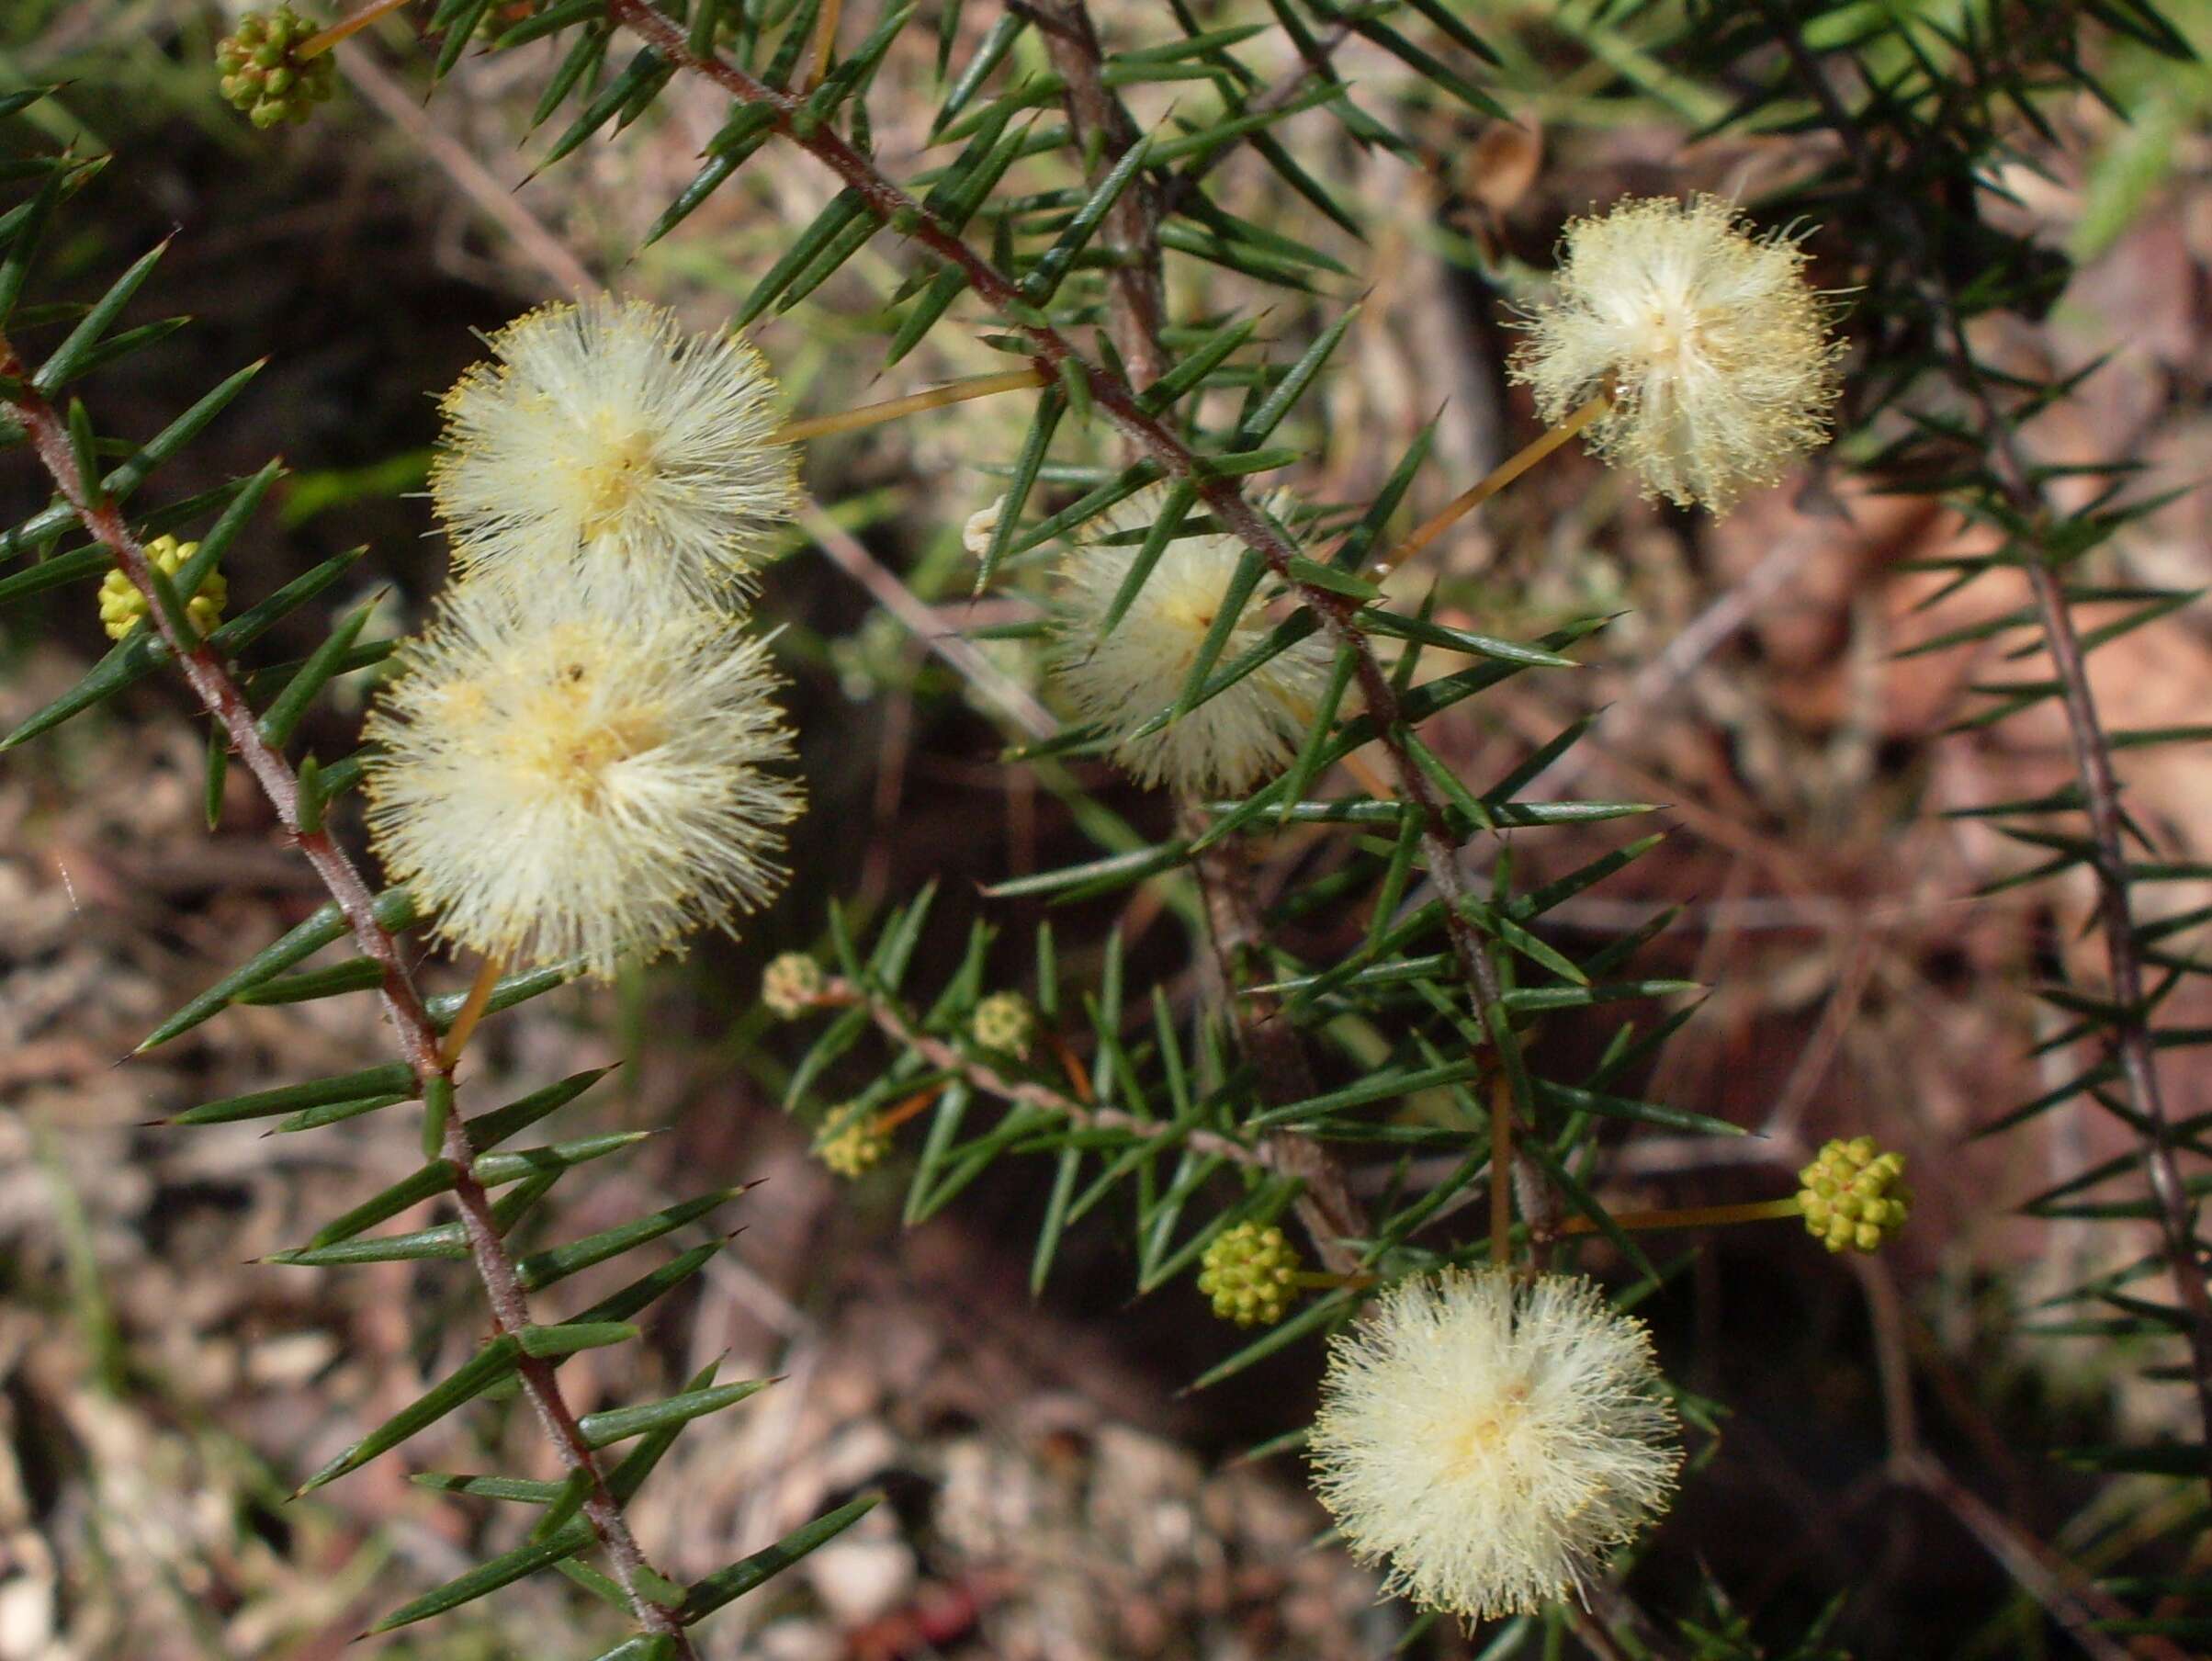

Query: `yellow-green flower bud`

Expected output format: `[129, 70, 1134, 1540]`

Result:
[97, 536, 226, 642]
[1197, 1221, 1302, 1327]
[1797, 1136, 1912, 1254]
[814, 1105, 890, 1180]
[214, 6, 338, 130]
[761, 952, 824, 1020]
[971, 990, 1035, 1060]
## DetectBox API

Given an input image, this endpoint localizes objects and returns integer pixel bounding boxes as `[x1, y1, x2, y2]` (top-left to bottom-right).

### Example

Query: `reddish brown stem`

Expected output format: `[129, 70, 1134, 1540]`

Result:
[0, 341, 698, 1656]
[1021, 0, 1168, 389]
[1182, 797, 1367, 1274]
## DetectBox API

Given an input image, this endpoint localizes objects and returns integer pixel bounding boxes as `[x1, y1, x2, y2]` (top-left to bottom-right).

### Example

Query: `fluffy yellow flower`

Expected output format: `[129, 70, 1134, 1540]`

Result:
[429, 298, 798, 602]
[1048, 487, 1331, 797]
[363, 582, 802, 979]
[1509, 195, 1844, 514]
[1309, 1268, 1680, 1623]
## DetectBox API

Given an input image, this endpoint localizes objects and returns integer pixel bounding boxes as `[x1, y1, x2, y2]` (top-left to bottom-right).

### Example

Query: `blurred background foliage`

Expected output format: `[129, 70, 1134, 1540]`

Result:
[0, 2, 2210, 1657]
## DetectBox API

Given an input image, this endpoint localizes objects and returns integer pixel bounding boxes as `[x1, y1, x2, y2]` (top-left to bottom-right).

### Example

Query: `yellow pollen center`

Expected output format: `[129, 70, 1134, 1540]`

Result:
[1642, 302, 1713, 372]
[517, 674, 665, 801]
[578, 427, 656, 537]
[1444, 1382, 1529, 1474]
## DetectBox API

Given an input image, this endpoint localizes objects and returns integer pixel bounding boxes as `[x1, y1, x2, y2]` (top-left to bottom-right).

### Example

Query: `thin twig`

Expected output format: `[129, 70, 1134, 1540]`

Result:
[339, 46, 603, 299]
[1753, 0, 2212, 1489]
[773, 367, 1046, 444]
[798, 496, 1056, 739]
[1379, 392, 1609, 575]
[822, 976, 1289, 1176]
[0, 340, 699, 1657]
[1179, 797, 1367, 1274]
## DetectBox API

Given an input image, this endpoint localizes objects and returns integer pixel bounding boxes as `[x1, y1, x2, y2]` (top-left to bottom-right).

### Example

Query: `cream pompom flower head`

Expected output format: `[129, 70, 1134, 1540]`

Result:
[1509, 194, 1844, 514]
[1308, 1267, 1680, 1623]
[363, 582, 803, 980]
[1048, 487, 1332, 797]
[430, 297, 798, 603]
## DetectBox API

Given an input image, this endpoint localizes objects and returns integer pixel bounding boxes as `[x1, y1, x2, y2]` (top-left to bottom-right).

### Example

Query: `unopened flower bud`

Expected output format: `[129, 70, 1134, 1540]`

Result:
[1197, 1222, 1301, 1328]
[761, 952, 825, 1020]
[97, 536, 225, 642]
[970, 990, 1034, 1060]
[1797, 1136, 1912, 1253]
[814, 1105, 890, 1179]
[214, 6, 338, 130]
[961, 496, 1005, 559]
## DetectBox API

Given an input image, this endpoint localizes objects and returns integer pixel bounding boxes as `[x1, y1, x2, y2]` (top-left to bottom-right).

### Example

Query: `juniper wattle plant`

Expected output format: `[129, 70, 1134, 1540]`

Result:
[0, 0, 2203, 1654]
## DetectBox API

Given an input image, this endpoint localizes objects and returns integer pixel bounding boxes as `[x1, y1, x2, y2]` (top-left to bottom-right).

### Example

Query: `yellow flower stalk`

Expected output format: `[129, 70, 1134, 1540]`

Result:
[430, 298, 798, 604]
[363, 582, 802, 980]
[1048, 486, 1331, 797]
[1510, 195, 1844, 514]
[1309, 1268, 1680, 1623]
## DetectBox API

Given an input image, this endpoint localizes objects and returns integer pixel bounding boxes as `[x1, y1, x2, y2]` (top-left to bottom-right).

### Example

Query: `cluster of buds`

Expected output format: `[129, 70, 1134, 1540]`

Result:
[814, 1106, 890, 1180]
[97, 536, 225, 642]
[215, 7, 338, 130]
[970, 990, 1034, 1061]
[1197, 1222, 1302, 1328]
[1797, 1136, 1911, 1254]
[761, 952, 825, 1020]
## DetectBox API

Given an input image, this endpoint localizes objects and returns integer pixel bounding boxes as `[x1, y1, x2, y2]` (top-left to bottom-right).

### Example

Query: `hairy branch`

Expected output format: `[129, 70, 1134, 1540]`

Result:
[0, 339, 700, 1655]
[1020, 0, 1168, 389]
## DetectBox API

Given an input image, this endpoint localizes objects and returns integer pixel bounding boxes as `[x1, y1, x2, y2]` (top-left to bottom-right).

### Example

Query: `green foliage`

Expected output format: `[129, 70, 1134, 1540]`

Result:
[6, 0, 2209, 1652]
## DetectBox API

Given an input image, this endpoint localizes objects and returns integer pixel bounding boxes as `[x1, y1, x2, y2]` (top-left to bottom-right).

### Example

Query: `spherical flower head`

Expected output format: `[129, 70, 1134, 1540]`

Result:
[762, 951, 826, 1020]
[1309, 1267, 1680, 1623]
[1197, 1222, 1301, 1327]
[430, 298, 799, 605]
[1508, 195, 1844, 514]
[215, 6, 338, 130]
[99, 537, 226, 642]
[1797, 1135, 1912, 1253]
[363, 582, 803, 980]
[970, 989, 1034, 1060]
[1049, 487, 1332, 797]
[815, 1105, 890, 1179]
